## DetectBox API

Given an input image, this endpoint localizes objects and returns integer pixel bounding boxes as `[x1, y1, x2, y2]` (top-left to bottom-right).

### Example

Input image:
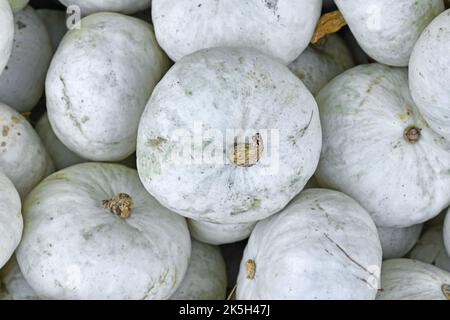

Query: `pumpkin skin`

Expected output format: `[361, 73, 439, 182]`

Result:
[58, 0, 151, 15]
[46, 12, 171, 162]
[409, 9, 450, 141]
[152, 0, 322, 64]
[378, 224, 423, 260]
[316, 63, 450, 228]
[409, 226, 450, 272]
[0, 103, 54, 198]
[0, 6, 53, 113]
[171, 240, 227, 300]
[0, 257, 39, 300]
[8, 0, 28, 12]
[137, 47, 322, 224]
[236, 189, 382, 300]
[288, 34, 355, 95]
[188, 219, 256, 246]
[376, 259, 450, 300]
[16, 163, 191, 300]
[445, 211, 450, 256]
[0, 0, 14, 76]
[335, 0, 444, 67]
[0, 173, 22, 269]
[36, 9, 67, 51]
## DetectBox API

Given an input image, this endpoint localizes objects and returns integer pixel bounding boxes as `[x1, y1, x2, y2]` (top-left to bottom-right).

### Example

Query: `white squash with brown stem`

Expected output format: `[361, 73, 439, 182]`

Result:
[152, 0, 322, 64]
[377, 259, 450, 300]
[236, 189, 382, 300]
[188, 219, 256, 246]
[46, 12, 171, 162]
[0, 173, 22, 269]
[171, 240, 227, 300]
[316, 63, 450, 228]
[137, 47, 322, 224]
[16, 163, 191, 300]
[0, 0, 14, 76]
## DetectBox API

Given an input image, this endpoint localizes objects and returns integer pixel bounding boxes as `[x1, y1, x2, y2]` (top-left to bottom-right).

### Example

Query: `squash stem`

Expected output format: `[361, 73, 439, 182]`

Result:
[102, 193, 133, 219]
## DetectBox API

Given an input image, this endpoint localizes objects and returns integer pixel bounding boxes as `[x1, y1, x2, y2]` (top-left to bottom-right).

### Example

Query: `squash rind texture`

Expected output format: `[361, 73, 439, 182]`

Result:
[376, 259, 450, 300]
[152, 0, 322, 64]
[445, 211, 450, 256]
[58, 0, 151, 15]
[377, 224, 423, 260]
[36, 9, 68, 51]
[16, 163, 191, 300]
[0, 256, 38, 300]
[316, 63, 450, 228]
[8, 0, 29, 12]
[188, 219, 256, 246]
[0, 0, 14, 76]
[236, 189, 382, 300]
[137, 47, 322, 224]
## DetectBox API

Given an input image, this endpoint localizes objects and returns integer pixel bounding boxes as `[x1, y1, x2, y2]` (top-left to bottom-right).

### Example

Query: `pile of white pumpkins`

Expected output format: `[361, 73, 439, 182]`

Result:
[1, 0, 450, 301]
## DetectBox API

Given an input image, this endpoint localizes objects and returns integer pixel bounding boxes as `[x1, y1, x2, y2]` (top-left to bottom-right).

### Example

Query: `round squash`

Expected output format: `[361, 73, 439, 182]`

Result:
[378, 224, 423, 260]
[0, 256, 38, 300]
[152, 0, 322, 64]
[8, 0, 28, 12]
[316, 63, 450, 228]
[46, 12, 170, 162]
[445, 211, 450, 256]
[0, 6, 53, 112]
[0, 0, 14, 76]
[377, 259, 450, 300]
[409, 9, 450, 141]
[188, 219, 256, 246]
[0, 102, 54, 198]
[58, 0, 151, 15]
[16, 163, 191, 300]
[36, 9, 67, 51]
[288, 34, 354, 95]
[335, 0, 444, 66]
[409, 225, 450, 272]
[236, 189, 382, 300]
[171, 240, 227, 300]
[137, 47, 322, 224]
[0, 173, 22, 269]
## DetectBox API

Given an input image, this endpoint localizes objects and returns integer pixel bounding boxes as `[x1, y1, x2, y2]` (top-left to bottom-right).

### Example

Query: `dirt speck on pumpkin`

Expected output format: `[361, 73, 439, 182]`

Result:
[16, 20, 26, 30]
[2, 126, 9, 137]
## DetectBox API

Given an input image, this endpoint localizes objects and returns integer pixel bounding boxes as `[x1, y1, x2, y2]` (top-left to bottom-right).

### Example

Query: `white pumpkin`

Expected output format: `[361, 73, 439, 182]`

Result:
[171, 240, 227, 300]
[378, 224, 423, 260]
[46, 12, 170, 162]
[188, 219, 256, 246]
[0, 102, 54, 198]
[0, 0, 14, 76]
[0, 257, 39, 300]
[7, 0, 28, 12]
[288, 34, 354, 95]
[0, 6, 53, 112]
[409, 225, 450, 272]
[409, 9, 450, 141]
[58, 0, 151, 15]
[445, 211, 450, 255]
[236, 189, 382, 300]
[377, 259, 450, 300]
[0, 173, 22, 269]
[316, 63, 450, 228]
[335, 0, 444, 66]
[137, 47, 322, 224]
[16, 163, 191, 300]
[36, 9, 68, 51]
[152, 0, 322, 64]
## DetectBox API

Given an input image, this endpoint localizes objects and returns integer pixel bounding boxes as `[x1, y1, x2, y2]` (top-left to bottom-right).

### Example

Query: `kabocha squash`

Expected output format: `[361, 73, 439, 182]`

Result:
[0, 6, 53, 113]
[335, 0, 444, 66]
[236, 189, 382, 300]
[58, 0, 151, 15]
[137, 47, 322, 224]
[377, 225, 423, 260]
[377, 259, 450, 300]
[288, 34, 354, 95]
[409, 225, 450, 272]
[0, 0, 14, 76]
[188, 219, 256, 246]
[0, 257, 39, 300]
[0, 173, 22, 269]
[0, 102, 54, 198]
[46, 12, 170, 162]
[152, 0, 322, 64]
[316, 63, 450, 228]
[8, 0, 28, 12]
[36, 9, 68, 51]
[16, 163, 191, 300]
[171, 240, 227, 300]
[409, 9, 450, 141]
